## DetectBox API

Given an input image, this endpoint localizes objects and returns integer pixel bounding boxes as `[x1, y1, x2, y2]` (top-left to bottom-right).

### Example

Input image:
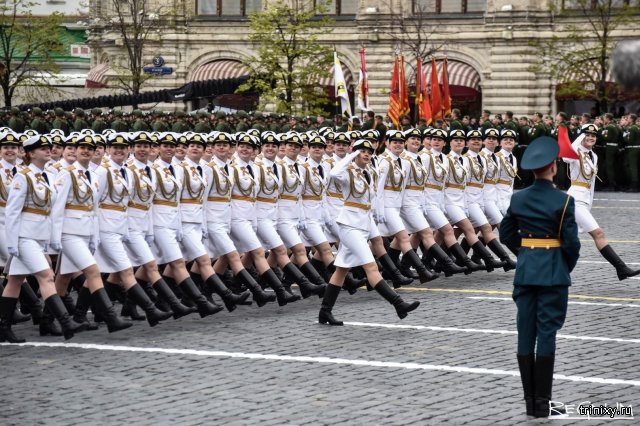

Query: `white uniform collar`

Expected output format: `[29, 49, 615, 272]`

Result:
[384, 149, 399, 161]
[73, 161, 89, 173]
[404, 150, 418, 159]
[213, 156, 227, 168]
[481, 147, 495, 156]
[184, 157, 200, 168]
[284, 156, 297, 165]
[0, 158, 15, 169]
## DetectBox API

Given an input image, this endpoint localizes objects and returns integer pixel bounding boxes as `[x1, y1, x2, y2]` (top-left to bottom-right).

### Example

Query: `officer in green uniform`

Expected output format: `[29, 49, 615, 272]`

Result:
[91, 108, 108, 133]
[500, 136, 580, 418]
[73, 108, 89, 131]
[171, 111, 191, 132]
[29, 108, 48, 134]
[111, 110, 129, 132]
[8, 107, 25, 133]
[602, 113, 620, 191]
[624, 114, 640, 191]
[193, 111, 212, 133]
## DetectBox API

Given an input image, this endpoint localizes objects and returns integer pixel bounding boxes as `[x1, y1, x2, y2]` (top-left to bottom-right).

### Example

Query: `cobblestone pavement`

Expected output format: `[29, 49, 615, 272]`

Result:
[2, 193, 640, 425]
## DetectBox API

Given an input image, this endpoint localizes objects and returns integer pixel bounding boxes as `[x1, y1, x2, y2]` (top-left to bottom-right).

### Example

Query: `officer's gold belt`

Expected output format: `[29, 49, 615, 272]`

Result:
[405, 185, 424, 191]
[570, 180, 591, 189]
[302, 195, 322, 201]
[467, 182, 484, 189]
[99, 203, 127, 212]
[326, 191, 343, 199]
[521, 238, 561, 249]
[424, 183, 443, 191]
[484, 179, 498, 185]
[445, 183, 465, 190]
[231, 195, 256, 202]
[153, 199, 177, 207]
[279, 194, 299, 201]
[65, 203, 92, 212]
[128, 201, 150, 211]
[383, 185, 402, 192]
[207, 196, 230, 203]
[343, 201, 371, 211]
[497, 179, 513, 185]
[22, 206, 50, 216]
[180, 198, 203, 205]
[256, 196, 277, 204]
[0, 201, 6, 208]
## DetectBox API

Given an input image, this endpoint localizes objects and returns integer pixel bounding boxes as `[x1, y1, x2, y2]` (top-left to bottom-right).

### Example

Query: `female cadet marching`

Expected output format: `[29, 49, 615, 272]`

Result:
[563, 123, 639, 280]
[0, 135, 87, 342]
[318, 140, 420, 326]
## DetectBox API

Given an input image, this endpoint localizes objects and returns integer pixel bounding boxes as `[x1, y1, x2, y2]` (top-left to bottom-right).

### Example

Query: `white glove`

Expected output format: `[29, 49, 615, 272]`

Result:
[176, 228, 184, 242]
[88, 241, 97, 254]
[8, 247, 19, 257]
[202, 228, 208, 240]
[50, 242, 62, 252]
[422, 205, 430, 217]
[375, 209, 386, 224]
[145, 235, 155, 246]
[122, 234, 131, 243]
[297, 218, 307, 231]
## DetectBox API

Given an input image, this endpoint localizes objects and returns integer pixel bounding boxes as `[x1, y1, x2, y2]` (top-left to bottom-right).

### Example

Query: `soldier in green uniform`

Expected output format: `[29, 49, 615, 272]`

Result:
[503, 111, 518, 132]
[480, 110, 492, 133]
[29, 108, 47, 134]
[602, 113, 621, 191]
[234, 111, 249, 132]
[131, 109, 150, 131]
[449, 108, 464, 131]
[214, 111, 232, 133]
[72, 108, 89, 131]
[623, 114, 640, 191]
[91, 108, 108, 133]
[360, 111, 375, 131]
[8, 107, 25, 133]
[111, 110, 129, 132]
[515, 116, 531, 188]
[171, 111, 191, 132]
[193, 111, 212, 133]
[151, 111, 169, 132]
[500, 136, 580, 418]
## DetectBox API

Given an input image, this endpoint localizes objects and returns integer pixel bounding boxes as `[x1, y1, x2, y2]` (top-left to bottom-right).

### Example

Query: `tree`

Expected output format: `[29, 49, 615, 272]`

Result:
[0, 0, 65, 107]
[238, 0, 334, 115]
[530, 0, 640, 114]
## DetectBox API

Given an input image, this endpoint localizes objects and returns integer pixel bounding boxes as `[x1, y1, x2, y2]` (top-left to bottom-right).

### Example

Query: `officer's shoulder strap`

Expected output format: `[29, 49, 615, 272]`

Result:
[558, 194, 572, 237]
[66, 165, 75, 172]
[18, 168, 29, 176]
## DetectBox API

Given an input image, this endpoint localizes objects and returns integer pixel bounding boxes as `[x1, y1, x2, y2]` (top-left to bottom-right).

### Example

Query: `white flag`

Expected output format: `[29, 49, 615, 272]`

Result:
[334, 50, 352, 118]
[357, 68, 369, 112]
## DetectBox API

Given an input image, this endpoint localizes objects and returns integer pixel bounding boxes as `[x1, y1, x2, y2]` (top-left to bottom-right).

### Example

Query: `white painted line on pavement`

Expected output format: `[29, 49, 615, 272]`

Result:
[578, 260, 640, 265]
[593, 198, 640, 202]
[343, 321, 640, 345]
[1, 341, 639, 387]
[467, 296, 640, 308]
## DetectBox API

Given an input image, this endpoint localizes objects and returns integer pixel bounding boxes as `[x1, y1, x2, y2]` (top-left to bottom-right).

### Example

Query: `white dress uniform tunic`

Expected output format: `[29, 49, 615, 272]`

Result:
[463, 150, 490, 228]
[299, 158, 330, 246]
[564, 140, 599, 233]
[52, 162, 100, 274]
[276, 156, 305, 248]
[479, 147, 503, 225]
[123, 158, 156, 266]
[254, 157, 285, 250]
[5, 164, 54, 275]
[150, 159, 183, 265]
[177, 157, 208, 261]
[495, 149, 518, 215]
[203, 156, 236, 258]
[331, 151, 378, 268]
[228, 157, 263, 253]
[93, 160, 132, 273]
[323, 154, 345, 244]
[443, 151, 468, 224]
[420, 149, 450, 229]
[46, 158, 73, 180]
[0, 159, 18, 267]
[376, 149, 407, 236]
[399, 151, 430, 233]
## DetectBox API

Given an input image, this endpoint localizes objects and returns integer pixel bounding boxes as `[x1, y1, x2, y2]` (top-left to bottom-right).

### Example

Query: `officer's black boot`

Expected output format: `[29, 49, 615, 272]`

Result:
[517, 354, 535, 416]
[190, 272, 212, 302]
[0, 296, 26, 343]
[18, 281, 42, 325]
[428, 244, 467, 276]
[402, 249, 439, 284]
[318, 284, 343, 326]
[533, 354, 566, 418]
[299, 262, 329, 291]
[60, 293, 76, 317]
[153, 279, 196, 319]
[600, 245, 640, 280]
[488, 239, 517, 271]
[39, 302, 63, 337]
[261, 268, 300, 306]
[205, 274, 251, 312]
[271, 266, 296, 298]
[389, 247, 419, 280]
[236, 269, 275, 307]
[448, 243, 483, 274]
[326, 262, 365, 295]
[373, 280, 420, 319]
[378, 253, 414, 287]
[471, 241, 504, 272]
[69, 274, 86, 292]
[281, 263, 323, 299]
[1, 280, 30, 324]
[120, 289, 146, 321]
[44, 295, 88, 340]
[72, 287, 99, 331]
[91, 288, 133, 333]
[178, 278, 224, 317]
[310, 257, 330, 281]
[126, 284, 173, 327]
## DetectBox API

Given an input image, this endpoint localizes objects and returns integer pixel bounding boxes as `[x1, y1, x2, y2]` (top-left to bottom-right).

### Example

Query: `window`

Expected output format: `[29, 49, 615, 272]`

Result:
[413, 0, 486, 13]
[197, 0, 262, 16]
[563, 0, 637, 9]
[315, 0, 358, 15]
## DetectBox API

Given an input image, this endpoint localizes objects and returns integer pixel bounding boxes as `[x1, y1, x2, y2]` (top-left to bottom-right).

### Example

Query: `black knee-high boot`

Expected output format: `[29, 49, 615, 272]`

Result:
[402, 249, 439, 284]
[318, 284, 343, 326]
[373, 280, 420, 319]
[178, 278, 224, 317]
[487, 239, 517, 271]
[126, 284, 173, 327]
[18, 281, 42, 324]
[533, 355, 566, 418]
[471, 241, 504, 272]
[283, 263, 326, 298]
[600, 245, 640, 280]
[517, 354, 535, 416]
[152, 279, 196, 319]
[378, 253, 414, 287]
[204, 274, 251, 312]
[0, 296, 25, 343]
[0, 280, 31, 324]
[427, 244, 466, 276]
[448, 243, 483, 274]
[44, 295, 88, 340]
[326, 262, 365, 295]
[235, 269, 275, 307]
[261, 268, 300, 306]
[389, 247, 419, 280]
[73, 287, 99, 331]
[90, 288, 134, 333]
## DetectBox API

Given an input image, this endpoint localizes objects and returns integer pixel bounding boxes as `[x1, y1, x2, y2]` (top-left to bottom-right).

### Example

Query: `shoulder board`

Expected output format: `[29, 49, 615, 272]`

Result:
[326, 158, 335, 164]
[301, 162, 310, 170]
[151, 163, 160, 169]
[128, 164, 137, 171]
[53, 163, 62, 170]
[66, 165, 75, 172]
[19, 168, 29, 176]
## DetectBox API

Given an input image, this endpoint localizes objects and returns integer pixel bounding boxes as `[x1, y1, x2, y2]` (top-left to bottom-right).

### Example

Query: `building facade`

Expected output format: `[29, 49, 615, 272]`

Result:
[85, 0, 640, 117]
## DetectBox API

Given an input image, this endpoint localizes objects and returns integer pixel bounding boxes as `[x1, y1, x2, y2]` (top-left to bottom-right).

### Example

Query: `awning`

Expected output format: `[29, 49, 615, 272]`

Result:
[190, 60, 251, 82]
[85, 63, 110, 88]
[318, 64, 354, 86]
[411, 60, 481, 91]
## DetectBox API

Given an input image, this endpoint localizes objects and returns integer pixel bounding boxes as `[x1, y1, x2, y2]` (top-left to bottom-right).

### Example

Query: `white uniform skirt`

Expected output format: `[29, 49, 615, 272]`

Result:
[6, 238, 50, 275]
[574, 200, 599, 233]
[94, 232, 132, 273]
[230, 218, 262, 253]
[377, 207, 406, 237]
[400, 206, 430, 233]
[467, 203, 489, 228]
[59, 234, 97, 274]
[324, 220, 341, 244]
[257, 217, 284, 250]
[445, 204, 468, 225]
[334, 222, 376, 268]
[206, 220, 236, 259]
[0, 214, 8, 268]
[152, 227, 183, 265]
[124, 230, 155, 267]
[424, 206, 450, 230]
[483, 201, 503, 226]
[180, 222, 208, 262]
[300, 219, 328, 247]
[277, 219, 303, 249]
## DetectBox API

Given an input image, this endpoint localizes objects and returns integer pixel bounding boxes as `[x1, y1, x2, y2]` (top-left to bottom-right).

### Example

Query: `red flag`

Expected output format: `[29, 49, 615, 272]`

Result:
[416, 58, 432, 125]
[441, 58, 452, 118]
[430, 58, 442, 121]
[557, 126, 579, 159]
[388, 55, 401, 128]
[399, 55, 410, 117]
